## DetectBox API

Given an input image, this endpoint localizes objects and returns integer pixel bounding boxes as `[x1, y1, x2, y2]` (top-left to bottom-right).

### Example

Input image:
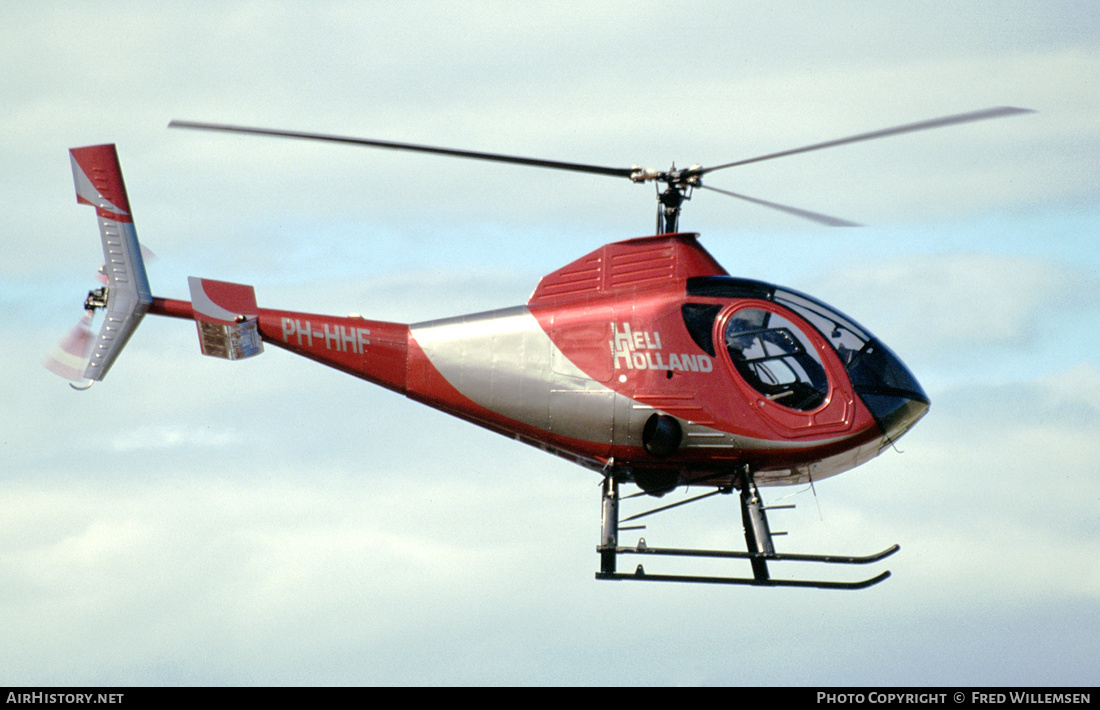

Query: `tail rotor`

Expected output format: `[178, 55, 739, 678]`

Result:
[44, 310, 97, 386]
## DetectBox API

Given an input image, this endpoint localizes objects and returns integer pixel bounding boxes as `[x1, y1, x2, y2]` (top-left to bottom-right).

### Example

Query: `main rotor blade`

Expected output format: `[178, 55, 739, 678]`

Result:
[697, 106, 1034, 176]
[169, 120, 636, 179]
[698, 184, 860, 227]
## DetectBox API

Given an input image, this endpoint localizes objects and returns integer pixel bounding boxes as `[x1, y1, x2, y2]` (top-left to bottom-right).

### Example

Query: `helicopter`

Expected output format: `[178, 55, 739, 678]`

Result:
[48, 107, 1032, 589]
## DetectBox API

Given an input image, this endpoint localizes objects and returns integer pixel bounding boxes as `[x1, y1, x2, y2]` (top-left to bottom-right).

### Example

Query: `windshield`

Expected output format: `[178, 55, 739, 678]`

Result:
[771, 288, 870, 366]
[686, 276, 871, 359]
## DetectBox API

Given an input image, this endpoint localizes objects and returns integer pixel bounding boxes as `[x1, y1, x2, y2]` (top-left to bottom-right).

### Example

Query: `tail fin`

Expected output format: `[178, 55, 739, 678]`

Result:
[68, 144, 153, 381]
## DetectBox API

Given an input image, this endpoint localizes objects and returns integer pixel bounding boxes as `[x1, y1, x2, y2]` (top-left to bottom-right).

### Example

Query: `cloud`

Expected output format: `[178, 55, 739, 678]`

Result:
[109, 425, 239, 452]
[862, 361, 1100, 597]
[804, 250, 1100, 387]
[0, 462, 599, 684]
[8, 2, 1098, 281]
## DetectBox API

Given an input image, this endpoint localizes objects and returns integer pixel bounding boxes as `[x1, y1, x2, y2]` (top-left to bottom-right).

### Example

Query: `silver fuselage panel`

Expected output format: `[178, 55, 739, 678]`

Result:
[412, 306, 618, 445]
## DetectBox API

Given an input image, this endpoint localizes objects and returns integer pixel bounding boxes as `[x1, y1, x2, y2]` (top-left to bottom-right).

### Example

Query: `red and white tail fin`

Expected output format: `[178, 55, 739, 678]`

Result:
[65, 144, 153, 381]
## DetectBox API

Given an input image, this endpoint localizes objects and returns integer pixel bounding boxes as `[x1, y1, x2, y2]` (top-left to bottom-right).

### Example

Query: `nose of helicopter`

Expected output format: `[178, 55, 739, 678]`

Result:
[861, 388, 930, 442]
[845, 339, 930, 442]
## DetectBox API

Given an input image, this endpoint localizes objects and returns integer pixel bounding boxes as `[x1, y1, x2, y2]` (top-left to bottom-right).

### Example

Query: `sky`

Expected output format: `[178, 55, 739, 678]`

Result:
[2, 1, 1098, 686]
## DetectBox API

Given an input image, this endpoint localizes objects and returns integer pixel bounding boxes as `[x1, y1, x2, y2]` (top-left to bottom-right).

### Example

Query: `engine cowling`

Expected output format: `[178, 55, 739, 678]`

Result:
[642, 413, 682, 458]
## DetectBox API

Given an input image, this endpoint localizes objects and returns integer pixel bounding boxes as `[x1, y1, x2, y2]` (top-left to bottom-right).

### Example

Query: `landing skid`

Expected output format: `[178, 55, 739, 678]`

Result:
[596, 468, 898, 590]
[597, 570, 891, 590]
[595, 545, 897, 590]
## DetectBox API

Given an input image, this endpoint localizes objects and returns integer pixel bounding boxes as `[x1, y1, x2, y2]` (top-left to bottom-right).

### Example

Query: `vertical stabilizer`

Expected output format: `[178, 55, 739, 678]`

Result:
[69, 144, 153, 381]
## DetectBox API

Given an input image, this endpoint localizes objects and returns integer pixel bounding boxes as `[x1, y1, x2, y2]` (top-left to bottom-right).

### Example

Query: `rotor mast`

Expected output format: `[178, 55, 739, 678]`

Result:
[630, 164, 700, 234]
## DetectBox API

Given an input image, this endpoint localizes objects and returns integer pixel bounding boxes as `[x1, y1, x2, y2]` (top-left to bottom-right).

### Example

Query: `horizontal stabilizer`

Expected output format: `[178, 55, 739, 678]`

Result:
[187, 277, 264, 360]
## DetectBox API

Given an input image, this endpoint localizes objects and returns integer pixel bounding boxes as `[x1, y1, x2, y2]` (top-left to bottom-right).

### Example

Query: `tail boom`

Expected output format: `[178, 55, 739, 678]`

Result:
[146, 290, 410, 394]
[258, 309, 410, 393]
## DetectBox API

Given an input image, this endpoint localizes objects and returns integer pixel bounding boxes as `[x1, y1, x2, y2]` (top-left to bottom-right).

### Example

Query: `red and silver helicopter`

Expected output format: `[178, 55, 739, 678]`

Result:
[49, 107, 1031, 589]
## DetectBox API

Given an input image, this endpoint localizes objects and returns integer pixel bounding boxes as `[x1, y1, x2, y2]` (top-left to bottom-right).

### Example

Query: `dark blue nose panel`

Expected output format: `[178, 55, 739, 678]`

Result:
[846, 338, 930, 439]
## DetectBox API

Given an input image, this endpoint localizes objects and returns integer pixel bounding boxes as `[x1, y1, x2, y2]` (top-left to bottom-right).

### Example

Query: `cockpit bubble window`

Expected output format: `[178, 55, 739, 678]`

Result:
[724, 308, 828, 411]
[685, 276, 928, 418]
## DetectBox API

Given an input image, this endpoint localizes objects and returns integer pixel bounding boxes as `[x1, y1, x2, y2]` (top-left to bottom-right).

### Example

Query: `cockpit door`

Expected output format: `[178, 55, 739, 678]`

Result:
[717, 302, 854, 435]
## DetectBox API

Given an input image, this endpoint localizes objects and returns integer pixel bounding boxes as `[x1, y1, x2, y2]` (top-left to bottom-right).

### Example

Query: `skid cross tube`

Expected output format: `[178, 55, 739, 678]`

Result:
[595, 467, 898, 590]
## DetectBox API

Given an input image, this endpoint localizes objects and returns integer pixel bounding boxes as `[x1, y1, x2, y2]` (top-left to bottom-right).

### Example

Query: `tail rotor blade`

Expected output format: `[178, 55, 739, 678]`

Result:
[44, 312, 95, 382]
